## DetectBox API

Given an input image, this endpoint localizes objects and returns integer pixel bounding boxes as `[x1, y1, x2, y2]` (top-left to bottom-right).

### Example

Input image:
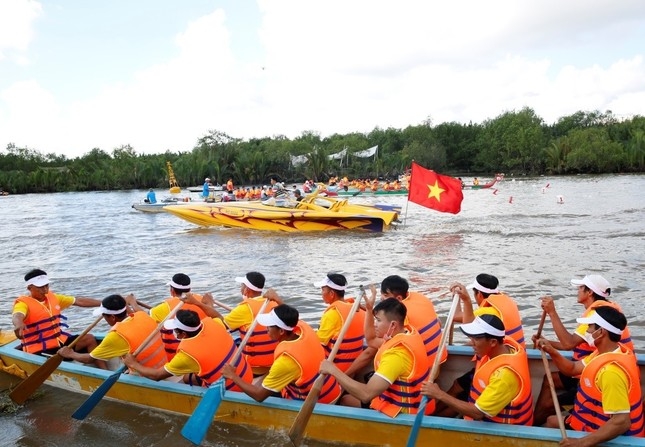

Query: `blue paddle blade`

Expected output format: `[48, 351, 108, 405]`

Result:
[181, 379, 225, 445]
[72, 366, 126, 420]
[405, 396, 428, 447]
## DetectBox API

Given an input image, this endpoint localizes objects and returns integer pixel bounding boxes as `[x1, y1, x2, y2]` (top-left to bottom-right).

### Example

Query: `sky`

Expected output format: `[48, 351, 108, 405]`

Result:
[1, 0, 645, 159]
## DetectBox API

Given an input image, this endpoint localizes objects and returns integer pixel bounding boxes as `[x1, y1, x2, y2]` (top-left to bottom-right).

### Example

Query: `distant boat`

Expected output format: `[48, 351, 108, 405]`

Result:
[187, 185, 224, 193]
[463, 173, 504, 190]
[132, 196, 194, 213]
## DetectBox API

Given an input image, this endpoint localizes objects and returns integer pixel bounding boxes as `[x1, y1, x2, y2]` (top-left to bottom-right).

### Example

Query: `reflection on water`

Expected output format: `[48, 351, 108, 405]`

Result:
[1, 174, 644, 445]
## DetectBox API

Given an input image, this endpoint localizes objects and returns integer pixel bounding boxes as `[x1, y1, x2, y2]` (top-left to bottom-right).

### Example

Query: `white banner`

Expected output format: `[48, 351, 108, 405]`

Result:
[328, 148, 347, 160]
[352, 145, 378, 158]
[290, 154, 308, 166]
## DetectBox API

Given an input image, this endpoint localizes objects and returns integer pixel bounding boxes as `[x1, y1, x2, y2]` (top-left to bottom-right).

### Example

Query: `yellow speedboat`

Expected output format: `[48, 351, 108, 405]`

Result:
[163, 195, 398, 232]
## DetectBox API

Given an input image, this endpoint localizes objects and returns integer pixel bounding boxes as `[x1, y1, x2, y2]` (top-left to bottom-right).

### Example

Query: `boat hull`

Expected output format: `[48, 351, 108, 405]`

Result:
[1, 332, 642, 447]
[162, 199, 397, 232]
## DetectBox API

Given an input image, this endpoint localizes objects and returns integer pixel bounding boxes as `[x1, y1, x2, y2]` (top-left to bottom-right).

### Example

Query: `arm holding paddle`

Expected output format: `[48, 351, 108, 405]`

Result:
[533, 296, 582, 350]
[449, 282, 474, 323]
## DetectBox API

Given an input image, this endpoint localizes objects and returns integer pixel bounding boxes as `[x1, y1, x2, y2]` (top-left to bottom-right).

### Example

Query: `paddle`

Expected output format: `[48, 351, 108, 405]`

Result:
[71, 300, 184, 420]
[288, 286, 366, 447]
[181, 298, 271, 445]
[540, 349, 567, 439]
[212, 299, 233, 312]
[10, 313, 104, 404]
[533, 309, 547, 349]
[405, 293, 460, 447]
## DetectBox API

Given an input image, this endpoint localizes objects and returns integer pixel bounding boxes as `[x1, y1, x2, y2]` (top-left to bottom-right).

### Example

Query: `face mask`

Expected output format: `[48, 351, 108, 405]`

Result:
[584, 328, 601, 347]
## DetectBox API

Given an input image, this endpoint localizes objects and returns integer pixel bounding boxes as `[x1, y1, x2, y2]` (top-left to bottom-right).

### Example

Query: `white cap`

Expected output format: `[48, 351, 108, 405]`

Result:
[256, 309, 295, 331]
[235, 275, 263, 292]
[26, 274, 49, 287]
[460, 315, 505, 338]
[576, 311, 622, 335]
[93, 305, 128, 317]
[571, 275, 610, 298]
[313, 276, 347, 291]
[163, 317, 202, 332]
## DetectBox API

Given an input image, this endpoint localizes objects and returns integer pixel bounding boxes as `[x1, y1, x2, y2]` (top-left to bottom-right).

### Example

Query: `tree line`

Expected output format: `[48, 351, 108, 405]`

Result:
[1, 107, 644, 194]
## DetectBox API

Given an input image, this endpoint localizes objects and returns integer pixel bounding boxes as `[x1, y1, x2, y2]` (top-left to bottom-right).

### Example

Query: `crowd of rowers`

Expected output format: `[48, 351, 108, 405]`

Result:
[11, 268, 643, 446]
[200, 175, 411, 202]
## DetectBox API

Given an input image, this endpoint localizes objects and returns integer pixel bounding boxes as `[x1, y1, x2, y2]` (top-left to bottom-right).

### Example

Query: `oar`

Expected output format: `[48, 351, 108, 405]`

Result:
[71, 300, 184, 420]
[540, 349, 568, 439]
[181, 298, 271, 445]
[405, 293, 460, 447]
[10, 313, 104, 404]
[212, 299, 233, 312]
[288, 286, 366, 447]
[533, 309, 547, 349]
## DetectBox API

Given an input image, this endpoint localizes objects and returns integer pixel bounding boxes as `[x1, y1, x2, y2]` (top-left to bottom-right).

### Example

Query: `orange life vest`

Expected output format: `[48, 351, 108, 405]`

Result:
[403, 291, 447, 365]
[178, 318, 252, 391]
[15, 293, 70, 353]
[370, 327, 430, 418]
[568, 344, 645, 437]
[159, 296, 209, 361]
[322, 299, 365, 372]
[573, 300, 634, 360]
[238, 297, 279, 370]
[482, 294, 525, 347]
[112, 311, 166, 368]
[273, 321, 341, 404]
[466, 337, 533, 425]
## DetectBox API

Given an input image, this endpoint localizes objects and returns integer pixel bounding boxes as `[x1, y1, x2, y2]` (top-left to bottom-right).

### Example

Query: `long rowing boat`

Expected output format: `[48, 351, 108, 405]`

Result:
[1, 331, 642, 447]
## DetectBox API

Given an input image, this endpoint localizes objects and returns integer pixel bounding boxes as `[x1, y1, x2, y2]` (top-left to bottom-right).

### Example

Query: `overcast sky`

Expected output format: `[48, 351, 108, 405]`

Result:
[1, 0, 644, 159]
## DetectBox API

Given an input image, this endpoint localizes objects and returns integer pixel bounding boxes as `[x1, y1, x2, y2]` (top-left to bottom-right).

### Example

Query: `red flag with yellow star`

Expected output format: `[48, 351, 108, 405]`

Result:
[407, 162, 463, 214]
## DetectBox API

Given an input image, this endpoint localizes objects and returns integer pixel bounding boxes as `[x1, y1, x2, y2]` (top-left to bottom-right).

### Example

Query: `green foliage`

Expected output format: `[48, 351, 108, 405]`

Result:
[1, 111, 644, 194]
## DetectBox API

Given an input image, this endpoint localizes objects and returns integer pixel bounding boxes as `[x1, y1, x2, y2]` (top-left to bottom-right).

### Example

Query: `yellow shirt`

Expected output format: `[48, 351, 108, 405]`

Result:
[474, 366, 521, 417]
[149, 300, 179, 323]
[89, 331, 130, 360]
[474, 306, 501, 319]
[373, 345, 412, 384]
[13, 293, 75, 316]
[317, 307, 343, 345]
[223, 303, 254, 331]
[581, 352, 631, 414]
[261, 354, 301, 393]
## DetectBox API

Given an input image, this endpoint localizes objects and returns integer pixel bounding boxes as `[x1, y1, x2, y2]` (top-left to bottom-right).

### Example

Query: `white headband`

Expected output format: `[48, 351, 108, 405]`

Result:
[167, 279, 191, 290]
[93, 305, 128, 316]
[469, 278, 499, 294]
[164, 318, 203, 332]
[314, 276, 347, 291]
[235, 276, 263, 292]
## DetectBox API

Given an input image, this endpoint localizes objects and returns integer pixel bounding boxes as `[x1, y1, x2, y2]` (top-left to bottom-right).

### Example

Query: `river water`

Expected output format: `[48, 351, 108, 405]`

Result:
[0, 174, 644, 446]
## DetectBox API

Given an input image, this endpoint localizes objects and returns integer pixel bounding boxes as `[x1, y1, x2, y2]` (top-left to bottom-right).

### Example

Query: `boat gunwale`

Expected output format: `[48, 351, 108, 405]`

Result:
[1, 336, 643, 446]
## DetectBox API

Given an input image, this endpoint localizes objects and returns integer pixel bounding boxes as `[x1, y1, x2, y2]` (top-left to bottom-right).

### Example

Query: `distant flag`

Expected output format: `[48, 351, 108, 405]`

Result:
[509, 196, 513, 204]
[407, 162, 463, 214]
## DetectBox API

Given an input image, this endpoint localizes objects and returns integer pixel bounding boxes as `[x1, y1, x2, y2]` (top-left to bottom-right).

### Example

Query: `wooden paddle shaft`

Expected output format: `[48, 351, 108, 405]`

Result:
[288, 287, 366, 447]
[541, 349, 567, 439]
[9, 313, 104, 404]
[231, 298, 271, 366]
[534, 309, 547, 349]
[131, 300, 184, 357]
[213, 299, 233, 312]
[429, 294, 460, 382]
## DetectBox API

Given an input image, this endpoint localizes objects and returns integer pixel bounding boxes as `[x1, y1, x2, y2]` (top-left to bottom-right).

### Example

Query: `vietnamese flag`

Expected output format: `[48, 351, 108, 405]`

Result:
[407, 162, 463, 214]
